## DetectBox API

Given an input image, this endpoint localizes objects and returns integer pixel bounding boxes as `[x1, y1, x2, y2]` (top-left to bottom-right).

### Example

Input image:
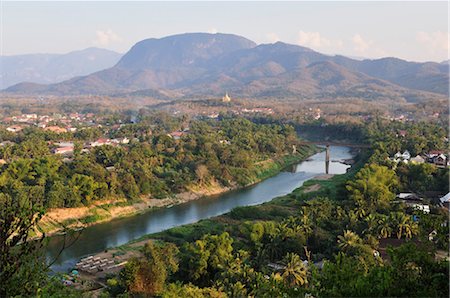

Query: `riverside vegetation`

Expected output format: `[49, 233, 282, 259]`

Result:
[0, 114, 316, 296]
[0, 114, 316, 234]
[102, 119, 449, 297]
[1, 115, 449, 297]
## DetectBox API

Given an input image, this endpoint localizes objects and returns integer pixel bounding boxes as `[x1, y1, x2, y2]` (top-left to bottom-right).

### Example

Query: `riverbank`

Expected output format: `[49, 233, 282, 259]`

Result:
[117, 149, 365, 248]
[126, 170, 355, 247]
[38, 147, 318, 237]
[70, 166, 355, 288]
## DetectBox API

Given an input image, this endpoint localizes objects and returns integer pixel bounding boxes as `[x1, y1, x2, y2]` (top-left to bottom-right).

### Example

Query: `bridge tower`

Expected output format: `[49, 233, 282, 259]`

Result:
[325, 144, 330, 174]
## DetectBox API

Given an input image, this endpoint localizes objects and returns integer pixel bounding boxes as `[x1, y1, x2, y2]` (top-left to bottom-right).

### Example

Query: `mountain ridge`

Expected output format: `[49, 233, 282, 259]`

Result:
[0, 47, 122, 89]
[3, 33, 448, 99]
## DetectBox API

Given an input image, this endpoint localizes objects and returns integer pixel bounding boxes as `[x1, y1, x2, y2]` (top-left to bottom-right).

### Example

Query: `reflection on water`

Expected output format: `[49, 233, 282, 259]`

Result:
[46, 146, 354, 272]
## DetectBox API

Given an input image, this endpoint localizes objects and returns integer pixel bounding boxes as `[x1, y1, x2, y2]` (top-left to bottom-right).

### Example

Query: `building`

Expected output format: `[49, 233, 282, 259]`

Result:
[44, 126, 68, 133]
[222, 92, 231, 103]
[54, 147, 74, 155]
[90, 138, 112, 147]
[392, 150, 411, 163]
[433, 154, 447, 166]
[168, 131, 185, 140]
[111, 137, 130, 144]
[6, 125, 23, 133]
[395, 193, 430, 213]
[410, 155, 425, 164]
[313, 108, 321, 120]
[0, 141, 15, 146]
[397, 130, 407, 137]
[55, 141, 75, 148]
[402, 150, 411, 160]
[397, 193, 421, 200]
[439, 193, 450, 206]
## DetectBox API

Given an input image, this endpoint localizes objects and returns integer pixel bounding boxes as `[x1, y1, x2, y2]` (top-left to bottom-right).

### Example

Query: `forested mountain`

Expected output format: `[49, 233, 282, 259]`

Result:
[0, 47, 122, 89]
[4, 33, 448, 98]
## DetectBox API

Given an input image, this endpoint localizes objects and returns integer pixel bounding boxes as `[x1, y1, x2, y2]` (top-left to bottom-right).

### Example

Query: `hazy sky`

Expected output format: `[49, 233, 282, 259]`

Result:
[2, 1, 449, 62]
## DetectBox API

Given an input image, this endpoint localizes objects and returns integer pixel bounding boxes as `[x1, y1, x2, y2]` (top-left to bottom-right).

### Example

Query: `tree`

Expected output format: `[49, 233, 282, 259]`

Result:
[163, 282, 227, 298]
[281, 253, 308, 287]
[69, 174, 98, 205]
[0, 181, 47, 297]
[120, 172, 139, 199]
[363, 213, 378, 236]
[180, 232, 233, 284]
[377, 215, 392, 239]
[346, 164, 398, 211]
[391, 212, 418, 240]
[403, 163, 436, 193]
[195, 164, 210, 185]
[120, 241, 179, 296]
[337, 230, 362, 254]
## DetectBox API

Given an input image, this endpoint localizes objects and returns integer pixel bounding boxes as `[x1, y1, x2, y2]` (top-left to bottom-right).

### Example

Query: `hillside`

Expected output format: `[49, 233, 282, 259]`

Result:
[0, 48, 122, 89]
[3, 33, 448, 99]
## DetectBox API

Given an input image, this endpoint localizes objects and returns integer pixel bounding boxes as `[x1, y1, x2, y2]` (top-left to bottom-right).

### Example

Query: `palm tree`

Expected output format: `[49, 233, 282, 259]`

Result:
[299, 209, 313, 236]
[281, 253, 308, 287]
[364, 213, 378, 235]
[264, 236, 284, 261]
[392, 212, 409, 239]
[377, 216, 392, 239]
[355, 206, 367, 219]
[285, 216, 299, 228]
[347, 210, 359, 229]
[364, 234, 379, 249]
[337, 230, 362, 253]
[402, 217, 419, 239]
[335, 206, 346, 220]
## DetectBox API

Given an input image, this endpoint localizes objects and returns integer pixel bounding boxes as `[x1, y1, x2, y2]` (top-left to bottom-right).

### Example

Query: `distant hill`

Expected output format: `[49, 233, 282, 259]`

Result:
[3, 33, 448, 99]
[331, 56, 449, 95]
[0, 48, 122, 89]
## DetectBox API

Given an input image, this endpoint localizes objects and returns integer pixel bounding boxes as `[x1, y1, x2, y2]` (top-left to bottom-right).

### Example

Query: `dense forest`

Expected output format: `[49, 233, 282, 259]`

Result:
[0, 115, 306, 209]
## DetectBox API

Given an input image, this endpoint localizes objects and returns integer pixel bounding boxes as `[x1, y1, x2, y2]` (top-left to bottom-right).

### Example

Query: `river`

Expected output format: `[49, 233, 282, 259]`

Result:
[46, 146, 354, 272]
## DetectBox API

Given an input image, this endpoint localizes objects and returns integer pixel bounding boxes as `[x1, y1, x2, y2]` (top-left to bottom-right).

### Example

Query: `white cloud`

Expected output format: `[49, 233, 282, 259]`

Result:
[207, 27, 218, 34]
[352, 34, 371, 53]
[416, 31, 450, 55]
[266, 32, 280, 43]
[296, 31, 344, 54]
[93, 29, 122, 47]
[298, 30, 331, 48]
[351, 34, 387, 57]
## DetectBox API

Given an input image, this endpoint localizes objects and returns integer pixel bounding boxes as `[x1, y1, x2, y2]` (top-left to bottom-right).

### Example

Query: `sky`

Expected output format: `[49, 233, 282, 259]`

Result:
[1, 1, 449, 62]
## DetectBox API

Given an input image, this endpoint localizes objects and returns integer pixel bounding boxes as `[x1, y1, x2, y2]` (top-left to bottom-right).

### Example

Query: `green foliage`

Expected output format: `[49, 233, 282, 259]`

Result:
[106, 120, 448, 298]
[317, 244, 449, 297]
[397, 163, 448, 193]
[347, 163, 398, 211]
[163, 282, 226, 298]
[0, 179, 49, 297]
[179, 232, 234, 284]
[118, 241, 179, 296]
[0, 116, 307, 210]
[281, 253, 309, 286]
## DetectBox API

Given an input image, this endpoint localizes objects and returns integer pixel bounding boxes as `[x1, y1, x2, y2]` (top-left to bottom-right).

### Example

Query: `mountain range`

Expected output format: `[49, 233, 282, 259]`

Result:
[0, 48, 122, 89]
[3, 33, 449, 100]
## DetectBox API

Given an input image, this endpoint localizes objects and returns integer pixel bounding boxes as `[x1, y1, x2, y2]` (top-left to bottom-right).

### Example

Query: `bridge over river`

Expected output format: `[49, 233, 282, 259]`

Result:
[46, 146, 356, 272]
[299, 141, 371, 174]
